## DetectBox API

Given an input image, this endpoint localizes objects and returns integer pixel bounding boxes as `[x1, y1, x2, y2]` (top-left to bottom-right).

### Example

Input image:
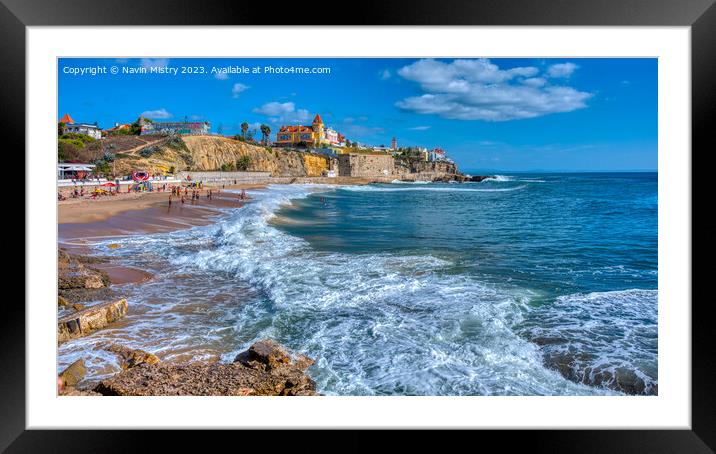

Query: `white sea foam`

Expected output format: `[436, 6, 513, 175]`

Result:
[115, 185, 610, 395]
[390, 179, 431, 184]
[487, 175, 513, 182]
[519, 289, 658, 394]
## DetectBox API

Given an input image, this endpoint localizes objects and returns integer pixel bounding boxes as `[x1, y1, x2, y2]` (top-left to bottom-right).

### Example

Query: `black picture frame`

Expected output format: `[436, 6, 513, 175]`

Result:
[4, 0, 712, 450]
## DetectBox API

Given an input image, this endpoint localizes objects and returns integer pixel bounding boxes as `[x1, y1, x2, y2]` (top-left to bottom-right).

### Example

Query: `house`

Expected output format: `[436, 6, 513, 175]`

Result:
[104, 122, 132, 136]
[58, 114, 102, 140]
[428, 148, 447, 162]
[275, 114, 345, 148]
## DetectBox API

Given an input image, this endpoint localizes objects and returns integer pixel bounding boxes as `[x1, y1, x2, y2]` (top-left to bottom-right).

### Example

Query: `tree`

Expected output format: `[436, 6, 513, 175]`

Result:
[236, 155, 251, 171]
[58, 122, 66, 136]
[260, 124, 271, 145]
[241, 122, 249, 139]
[345, 139, 351, 147]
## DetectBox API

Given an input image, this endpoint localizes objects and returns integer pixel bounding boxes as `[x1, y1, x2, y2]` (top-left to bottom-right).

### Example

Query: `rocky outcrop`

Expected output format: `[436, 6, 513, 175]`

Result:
[58, 249, 114, 302]
[59, 359, 87, 388]
[544, 352, 657, 395]
[93, 340, 318, 396]
[179, 136, 331, 177]
[58, 358, 103, 395]
[234, 339, 315, 372]
[58, 299, 128, 344]
[104, 344, 160, 369]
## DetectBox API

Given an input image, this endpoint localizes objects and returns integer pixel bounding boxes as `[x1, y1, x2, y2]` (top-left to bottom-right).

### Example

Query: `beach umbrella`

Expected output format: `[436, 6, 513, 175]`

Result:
[101, 182, 118, 187]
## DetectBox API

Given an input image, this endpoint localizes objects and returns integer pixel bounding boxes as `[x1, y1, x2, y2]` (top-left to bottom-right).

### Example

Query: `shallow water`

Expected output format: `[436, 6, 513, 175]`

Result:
[58, 173, 657, 396]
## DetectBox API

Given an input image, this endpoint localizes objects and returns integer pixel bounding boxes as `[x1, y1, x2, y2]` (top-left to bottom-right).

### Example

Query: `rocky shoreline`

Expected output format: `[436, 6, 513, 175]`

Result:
[57, 247, 318, 396]
[60, 340, 318, 396]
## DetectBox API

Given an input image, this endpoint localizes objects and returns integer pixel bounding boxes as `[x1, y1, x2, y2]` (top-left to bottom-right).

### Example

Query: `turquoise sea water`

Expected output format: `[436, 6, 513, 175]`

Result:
[58, 173, 658, 396]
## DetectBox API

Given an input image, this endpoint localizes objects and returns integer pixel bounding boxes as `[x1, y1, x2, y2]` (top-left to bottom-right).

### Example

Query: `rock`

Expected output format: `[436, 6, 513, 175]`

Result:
[543, 352, 656, 395]
[57, 299, 128, 344]
[107, 243, 121, 249]
[58, 249, 111, 291]
[61, 388, 102, 396]
[59, 359, 86, 388]
[105, 344, 160, 369]
[94, 340, 318, 396]
[72, 303, 85, 311]
[58, 295, 70, 307]
[234, 339, 315, 372]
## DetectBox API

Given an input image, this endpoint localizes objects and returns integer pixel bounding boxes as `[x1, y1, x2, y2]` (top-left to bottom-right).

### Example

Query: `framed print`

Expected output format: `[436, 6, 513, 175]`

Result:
[4, 0, 713, 450]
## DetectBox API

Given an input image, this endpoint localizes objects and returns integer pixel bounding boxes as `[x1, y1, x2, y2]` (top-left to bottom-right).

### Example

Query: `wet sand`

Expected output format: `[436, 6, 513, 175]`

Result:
[59, 184, 263, 285]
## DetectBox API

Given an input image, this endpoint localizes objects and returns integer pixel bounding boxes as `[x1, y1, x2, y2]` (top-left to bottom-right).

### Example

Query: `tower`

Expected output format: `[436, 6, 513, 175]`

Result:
[312, 114, 325, 147]
[391, 137, 397, 150]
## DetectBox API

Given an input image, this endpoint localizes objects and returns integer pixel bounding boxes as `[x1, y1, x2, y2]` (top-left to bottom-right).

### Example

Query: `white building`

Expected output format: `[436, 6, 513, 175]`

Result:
[57, 163, 96, 180]
[428, 148, 447, 162]
[63, 123, 102, 140]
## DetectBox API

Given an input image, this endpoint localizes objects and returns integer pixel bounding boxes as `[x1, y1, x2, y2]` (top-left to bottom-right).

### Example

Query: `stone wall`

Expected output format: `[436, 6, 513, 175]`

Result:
[337, 154, 395, 178]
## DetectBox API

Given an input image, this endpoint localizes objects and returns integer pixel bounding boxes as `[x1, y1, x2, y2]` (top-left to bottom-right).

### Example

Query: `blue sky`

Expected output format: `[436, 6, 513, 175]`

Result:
[58, 57, 657, 172]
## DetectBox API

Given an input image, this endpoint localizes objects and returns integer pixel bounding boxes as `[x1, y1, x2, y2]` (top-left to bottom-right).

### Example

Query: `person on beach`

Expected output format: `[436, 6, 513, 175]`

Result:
[181, 196, 185, 204]
[168, 194, 172, 206]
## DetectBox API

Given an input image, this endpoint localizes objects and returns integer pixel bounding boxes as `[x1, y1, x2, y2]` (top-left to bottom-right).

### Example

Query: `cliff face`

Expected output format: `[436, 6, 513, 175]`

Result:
[111, 135, 331, 177]
[109, 135, 459, 180]
[182, 136, 330, 177]
[394, 158, 458, 176]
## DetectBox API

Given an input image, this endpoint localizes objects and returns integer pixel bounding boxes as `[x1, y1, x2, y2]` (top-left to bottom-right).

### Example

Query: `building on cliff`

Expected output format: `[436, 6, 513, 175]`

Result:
[139, 117, 210, 136]
[428, 148, 446, 162]
[59, 114, 102, 140]
[275, 114, 345, 149]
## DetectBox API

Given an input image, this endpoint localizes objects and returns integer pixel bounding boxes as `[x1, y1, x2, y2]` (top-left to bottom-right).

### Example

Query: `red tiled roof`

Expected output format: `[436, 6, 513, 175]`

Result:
[278, 125, 313, 133]
[59, 114, 75, 124]
[312, 114, 323, 124]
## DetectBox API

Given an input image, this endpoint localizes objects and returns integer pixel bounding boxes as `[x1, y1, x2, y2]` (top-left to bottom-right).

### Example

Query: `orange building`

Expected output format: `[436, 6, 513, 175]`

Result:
[275, 114, 344, 148]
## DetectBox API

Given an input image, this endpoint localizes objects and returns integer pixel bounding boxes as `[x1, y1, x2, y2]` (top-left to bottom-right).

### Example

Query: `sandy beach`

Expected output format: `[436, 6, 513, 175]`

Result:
[58, 183, 265, 285]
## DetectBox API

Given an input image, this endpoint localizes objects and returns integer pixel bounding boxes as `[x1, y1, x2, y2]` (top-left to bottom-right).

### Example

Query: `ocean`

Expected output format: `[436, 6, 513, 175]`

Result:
[58, 172, 658, 396]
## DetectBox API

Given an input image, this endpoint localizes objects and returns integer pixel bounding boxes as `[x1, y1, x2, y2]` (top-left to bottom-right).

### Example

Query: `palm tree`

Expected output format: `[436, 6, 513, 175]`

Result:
[260, 124, 271, 145]
[240, 122, 249, 139]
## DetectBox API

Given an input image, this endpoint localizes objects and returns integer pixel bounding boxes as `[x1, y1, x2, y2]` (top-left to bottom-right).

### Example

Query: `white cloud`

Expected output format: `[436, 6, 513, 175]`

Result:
[408, 126, 431, 130]
[232, 83, 249, 98]
[546, 62, 578, 78]
[379, 69, 391, 80]
[253, 101, 296, 116]
[215, 72, 229, 80]
[522, 77, 547, 87]
[253, 101, 312, 124]
[140, 58, 169, 69]
[395, 58, 591, 121]
[141, 108, 172, 119]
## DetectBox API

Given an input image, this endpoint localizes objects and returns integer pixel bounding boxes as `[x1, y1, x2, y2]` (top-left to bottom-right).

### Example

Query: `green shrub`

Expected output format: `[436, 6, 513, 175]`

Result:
[59, 133, 95, 144]
[236, 155, 251, 171]
[139, 146, 159, 158]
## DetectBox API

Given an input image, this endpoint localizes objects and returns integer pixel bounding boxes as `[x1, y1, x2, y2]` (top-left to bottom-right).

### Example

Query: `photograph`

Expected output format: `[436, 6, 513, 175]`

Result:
[55, 56, 658, 398]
